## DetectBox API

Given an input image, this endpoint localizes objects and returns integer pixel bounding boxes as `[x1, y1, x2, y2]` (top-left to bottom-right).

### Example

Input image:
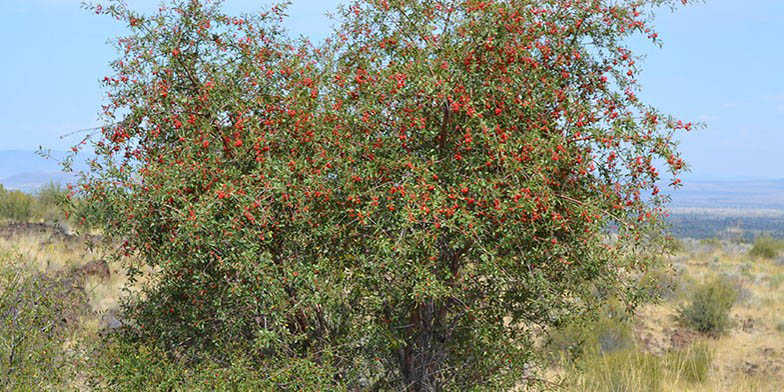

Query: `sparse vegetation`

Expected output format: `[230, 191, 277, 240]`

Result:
[546, 301, 635, 363]
[640, 267, 681, 300]
[664, 342, 712, 384]
[0, 251, 83, 390]
[749, 236, 784, 259]
[677, 276, 738, 335]
[0, 183, 69, 224]
[569, 348, 664, 392]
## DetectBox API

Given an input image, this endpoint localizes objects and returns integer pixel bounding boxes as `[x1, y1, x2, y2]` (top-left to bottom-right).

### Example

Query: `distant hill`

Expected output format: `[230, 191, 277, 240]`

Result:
[662, 179, 784, 239]
[667, 179, 784, 210]
[0, 150, 87, 193]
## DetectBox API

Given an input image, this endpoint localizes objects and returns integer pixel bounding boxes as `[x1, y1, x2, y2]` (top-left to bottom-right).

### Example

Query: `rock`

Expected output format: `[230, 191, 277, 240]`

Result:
[669, 327, 699, 350]
[70, 259, 111, 282]
[100, 308, 125, 332]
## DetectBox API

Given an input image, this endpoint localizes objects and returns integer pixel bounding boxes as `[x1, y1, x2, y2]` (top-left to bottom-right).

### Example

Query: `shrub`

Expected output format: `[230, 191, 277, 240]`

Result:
[89, 337, 344, 392]
[0, 252, 82, 390]
[749, 236, 783, 260]
[546, 302, 634, 362]
[664, 237, 685, 253]
[74, 0, 695, 388]
[639, 267, 680, 301]
[0, 185, 35, 222]
[676, 277, 738, 335]
[0, 182, 68, 224]
[698, 237, 721, 247]
[35, 182, 68, 223]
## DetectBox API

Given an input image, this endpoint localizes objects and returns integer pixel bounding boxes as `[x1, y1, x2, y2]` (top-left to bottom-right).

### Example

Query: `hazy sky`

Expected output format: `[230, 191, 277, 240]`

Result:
[1, 0, 782, 181]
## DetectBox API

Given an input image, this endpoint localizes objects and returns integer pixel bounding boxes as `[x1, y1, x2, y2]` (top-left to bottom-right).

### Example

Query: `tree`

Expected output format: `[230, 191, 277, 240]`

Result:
[73, 0, 693, 389]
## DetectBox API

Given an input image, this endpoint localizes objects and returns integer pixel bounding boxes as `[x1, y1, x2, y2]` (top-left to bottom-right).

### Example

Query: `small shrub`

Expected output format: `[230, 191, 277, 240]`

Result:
[546, 304, 634, 362]
[776, 320, 784, 333]
[0, 186, 35, 222]
[0, 252, 81, 389]
[35, 182, 68, 223]
[89, 337, 346, 391]
[676, 277, 738, 335]
[749, 236, 783, 260]
[664, 237, 685, 253]
[640, 268, 680, 301]
[698, 237, 721, 247]
[665, 342, 713, 384]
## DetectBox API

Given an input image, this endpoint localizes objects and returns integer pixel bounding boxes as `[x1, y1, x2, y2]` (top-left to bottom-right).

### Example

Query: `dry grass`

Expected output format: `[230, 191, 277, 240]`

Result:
[0, 224, 129, 324]
[548, 239, 784, 391]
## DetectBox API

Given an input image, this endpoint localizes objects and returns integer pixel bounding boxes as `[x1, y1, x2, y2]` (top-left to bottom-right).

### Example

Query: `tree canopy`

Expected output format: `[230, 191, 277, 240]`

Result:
[72, 0, 692, 389]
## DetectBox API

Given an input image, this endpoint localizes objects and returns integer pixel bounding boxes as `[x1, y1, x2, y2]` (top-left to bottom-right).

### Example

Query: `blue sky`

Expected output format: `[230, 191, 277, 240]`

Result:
[1, 0, 782, 181]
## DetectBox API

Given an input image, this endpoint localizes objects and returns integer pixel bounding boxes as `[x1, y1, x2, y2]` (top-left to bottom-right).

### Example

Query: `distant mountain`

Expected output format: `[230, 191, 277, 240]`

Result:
[667, 179, 784, 210]
[0, 150, 88, 192]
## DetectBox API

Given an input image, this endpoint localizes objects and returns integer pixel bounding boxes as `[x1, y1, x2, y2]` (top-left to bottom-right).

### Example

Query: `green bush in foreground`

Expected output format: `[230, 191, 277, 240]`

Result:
[0, 252, 81, 390]
[89, 338, 344, 392]
[677, 277, 738, 336]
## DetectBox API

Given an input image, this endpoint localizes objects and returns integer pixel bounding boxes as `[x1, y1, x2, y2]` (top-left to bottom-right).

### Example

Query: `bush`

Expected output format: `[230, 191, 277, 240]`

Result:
[664, 237, 685, 253]
[676, 277, 738, 335]
[0, 252, 82, 390]
[749, 236, 783, 260]
[698, 237, 721, 247]
[75, 0, 695, 389]
[0, 183, 69, 224]
[639, 267, 680, 301]
[89, 338, 344, 392]
[0, 185, 35, 222]
[546, 302, 634, 362]
[35, 182, 68, 223]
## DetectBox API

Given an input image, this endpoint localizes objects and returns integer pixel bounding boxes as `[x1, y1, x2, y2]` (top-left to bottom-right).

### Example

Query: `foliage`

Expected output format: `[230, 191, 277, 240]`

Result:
[676, 276, 737, 335]
[0, 252, 82, 390]
[749, 236, 783, 260]
[0, 185, 35, 222]
[89, 337, 344, 392]
[664, 237, 685, 253]
[698, 237, 721, 247]
[639, 266, 680, 300]
[0, 182, 70, 224]
[73, 0, 693, 389]
[546, 300, 634, 362]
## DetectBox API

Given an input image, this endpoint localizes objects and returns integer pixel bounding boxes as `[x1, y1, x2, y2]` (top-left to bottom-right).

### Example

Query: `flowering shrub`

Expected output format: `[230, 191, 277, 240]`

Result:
[74, 0, 693, 389]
